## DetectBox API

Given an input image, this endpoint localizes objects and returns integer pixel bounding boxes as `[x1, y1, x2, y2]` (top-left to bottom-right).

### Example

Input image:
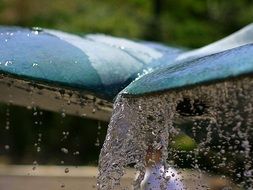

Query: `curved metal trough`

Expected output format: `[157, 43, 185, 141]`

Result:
[0, 26, 182, 120]
[0, 24, 253, 121]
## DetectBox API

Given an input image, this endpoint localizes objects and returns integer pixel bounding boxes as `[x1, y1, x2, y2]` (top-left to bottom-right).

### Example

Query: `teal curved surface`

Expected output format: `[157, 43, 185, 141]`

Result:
[122, 44, 253, 96]
[0, 26, 103, 96]
[0, 26, 183, 101]
[84, 34, 184, 81]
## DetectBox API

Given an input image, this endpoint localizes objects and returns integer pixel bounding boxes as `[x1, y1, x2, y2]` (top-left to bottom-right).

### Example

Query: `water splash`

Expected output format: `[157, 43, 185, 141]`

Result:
[95, 121, 102, 147]
[98, 76, 253, 189]
[4, 106, 11, 150]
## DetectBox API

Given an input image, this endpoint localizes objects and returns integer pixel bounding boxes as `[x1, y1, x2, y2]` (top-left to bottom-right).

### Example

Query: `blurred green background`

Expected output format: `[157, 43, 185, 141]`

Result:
[1, 0, 253, 47]
[0, 0, 253, 166]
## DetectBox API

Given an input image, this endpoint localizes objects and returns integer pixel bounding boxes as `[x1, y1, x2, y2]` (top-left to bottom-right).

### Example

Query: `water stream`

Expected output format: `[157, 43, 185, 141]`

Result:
[98, 76, 253, 189]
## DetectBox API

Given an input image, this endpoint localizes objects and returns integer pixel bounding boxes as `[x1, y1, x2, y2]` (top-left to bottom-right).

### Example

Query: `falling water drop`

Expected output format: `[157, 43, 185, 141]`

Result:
[73, 151, 80, 156]
[61, 148, 69, 154]
[4, 145, 10, 150]
[36, 146, 41, 152]
[95, 121, 102, 147]
[5, 107, 10, 129]
[94, 139, 100, 147]
[61, 112, 66, 118]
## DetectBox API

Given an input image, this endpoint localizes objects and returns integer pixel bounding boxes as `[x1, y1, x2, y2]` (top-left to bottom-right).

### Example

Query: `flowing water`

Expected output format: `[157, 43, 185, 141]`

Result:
[98, 76, 253, 189]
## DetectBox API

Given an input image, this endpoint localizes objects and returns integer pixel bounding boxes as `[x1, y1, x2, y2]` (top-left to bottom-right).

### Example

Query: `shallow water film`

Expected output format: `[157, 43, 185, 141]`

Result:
[98, 76, 253, 190]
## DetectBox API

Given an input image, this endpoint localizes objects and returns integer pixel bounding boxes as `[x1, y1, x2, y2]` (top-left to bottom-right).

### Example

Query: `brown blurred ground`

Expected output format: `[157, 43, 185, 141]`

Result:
[0, 165, 240, 190]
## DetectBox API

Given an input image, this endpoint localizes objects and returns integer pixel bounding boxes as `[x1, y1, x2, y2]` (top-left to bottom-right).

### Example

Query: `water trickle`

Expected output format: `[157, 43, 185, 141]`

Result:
[95, 121, 102, 147]
[5, 107, 10, 130]
[32, 107, 44, 170]
[98, 76, 253, 189]
[4, 106, 11, 151]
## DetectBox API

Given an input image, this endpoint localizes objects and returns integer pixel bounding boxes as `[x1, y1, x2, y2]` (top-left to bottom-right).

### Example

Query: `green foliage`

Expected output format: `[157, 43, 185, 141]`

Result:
[0, 0, 252, 47]
[171, 134, 197, 151]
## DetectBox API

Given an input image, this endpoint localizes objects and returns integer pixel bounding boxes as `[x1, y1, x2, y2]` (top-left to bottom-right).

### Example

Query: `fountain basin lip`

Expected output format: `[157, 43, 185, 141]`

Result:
[121, 43, 253, 97]
[0, 25, 185, 102]
[0, 26, 110, 99]
[0, 74, 113, 121]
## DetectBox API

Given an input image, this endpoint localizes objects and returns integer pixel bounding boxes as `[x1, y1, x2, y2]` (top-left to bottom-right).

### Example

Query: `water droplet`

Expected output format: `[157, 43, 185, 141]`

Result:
[26, 106, 32, 110]
[61, 112, 66, 118]
[4, 145, 10, 150]
[32, 63, 38, 67]
[31, 27, 43, 34]
[61, 148, 68, 154]
[94, 138, 100, 147]
[37, 147, 41, 152]
[5, 61, 13, 66]
[33, 161, 38, 165]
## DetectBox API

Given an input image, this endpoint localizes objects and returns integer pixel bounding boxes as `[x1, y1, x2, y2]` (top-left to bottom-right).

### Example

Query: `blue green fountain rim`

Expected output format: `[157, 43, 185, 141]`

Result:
[122, 44, 253, 97]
